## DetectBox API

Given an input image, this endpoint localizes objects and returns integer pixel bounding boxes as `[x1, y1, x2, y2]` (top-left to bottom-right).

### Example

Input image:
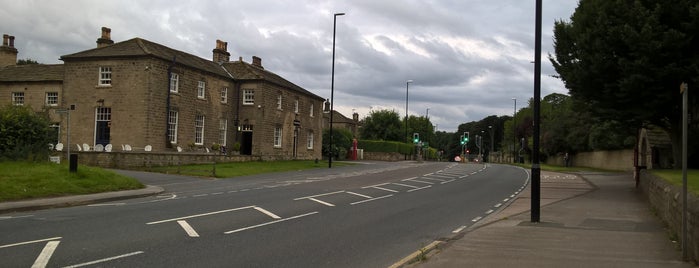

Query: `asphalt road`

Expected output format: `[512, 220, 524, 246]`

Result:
[0, 161, 529, 267]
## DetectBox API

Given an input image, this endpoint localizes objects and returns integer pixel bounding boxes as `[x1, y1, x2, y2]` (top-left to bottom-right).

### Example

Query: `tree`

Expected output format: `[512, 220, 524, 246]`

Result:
[0, 105, 52, 161]
[16, 58, 39, 65]
[322, 127, 353, 160]
[550, 0, 699, 167]
[406, 115, 434, 145]
[359, 109, 403, 141]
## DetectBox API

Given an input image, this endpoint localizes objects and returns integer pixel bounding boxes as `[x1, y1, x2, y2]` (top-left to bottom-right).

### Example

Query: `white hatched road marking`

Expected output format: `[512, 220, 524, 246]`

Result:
[440, 179, 456, 184]
[254, 206, 282, 219]
[350, 195, 393, 205]
[424, 173, 454, 179]
[63, 251, 144, 268]
[345, 191, 373, 199]
[0, 237, 61, 249]
[177, 220, 200, 237]
[147, 206, 255, 224]
[420, 177, 447, 183]
[391, 182, 420, 189]
[363, 183, 399, 193]
[32, 241, 59, 268]
[407, 185, 431, 192]
[293, 190, 345, 200]
[307, 197, 335, 207]
[224, 212, 319, 234]
[403, 178, 434, 184]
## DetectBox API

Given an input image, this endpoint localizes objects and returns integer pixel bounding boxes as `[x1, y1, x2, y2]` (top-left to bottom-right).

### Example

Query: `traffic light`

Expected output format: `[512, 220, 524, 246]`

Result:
[464, 132, 470, 143]
[413, 133, 420, 143]
[459, 135, 465, 145]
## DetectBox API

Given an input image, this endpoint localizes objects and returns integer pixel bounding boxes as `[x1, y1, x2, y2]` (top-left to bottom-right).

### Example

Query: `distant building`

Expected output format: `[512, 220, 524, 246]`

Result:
[323, 110, 361, 138]
[0, 27, 325, 160]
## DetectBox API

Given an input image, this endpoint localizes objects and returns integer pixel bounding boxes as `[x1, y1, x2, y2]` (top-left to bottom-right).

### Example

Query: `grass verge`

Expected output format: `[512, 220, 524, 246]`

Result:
[0, 161, 144, 202]
[649, 169, 699, 195]
[147, 160, 354, 178]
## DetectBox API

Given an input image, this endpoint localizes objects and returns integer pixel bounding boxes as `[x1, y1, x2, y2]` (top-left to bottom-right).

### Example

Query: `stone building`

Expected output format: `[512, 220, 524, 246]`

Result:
[0, 27, 325, 160]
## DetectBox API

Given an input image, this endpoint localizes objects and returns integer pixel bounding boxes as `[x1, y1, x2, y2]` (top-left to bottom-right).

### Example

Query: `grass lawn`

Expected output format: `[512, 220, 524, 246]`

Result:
[148, 160, 354, 178]
[0, 161, 144, 202]
[650, 169, 699, 195]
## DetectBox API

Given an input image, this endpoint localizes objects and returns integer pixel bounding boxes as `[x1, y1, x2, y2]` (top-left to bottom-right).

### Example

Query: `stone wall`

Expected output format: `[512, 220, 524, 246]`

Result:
[545, 149, 634, 171]
[639, 170, 699, 263]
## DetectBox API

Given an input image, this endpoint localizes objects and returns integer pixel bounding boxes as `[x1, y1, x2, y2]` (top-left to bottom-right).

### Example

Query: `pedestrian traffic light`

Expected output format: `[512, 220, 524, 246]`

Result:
[464, 132, 470, 143]
[459, 135, 465, 145]
[413, 133, 419, 143]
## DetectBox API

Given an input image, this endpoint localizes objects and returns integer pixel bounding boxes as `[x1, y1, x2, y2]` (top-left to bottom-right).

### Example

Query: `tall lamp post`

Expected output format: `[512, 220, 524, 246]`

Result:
[328, 12, 345, 168]
[512, 98, 516, 163]
[531, 0, 542, 223]
[405, 80, 413, 145]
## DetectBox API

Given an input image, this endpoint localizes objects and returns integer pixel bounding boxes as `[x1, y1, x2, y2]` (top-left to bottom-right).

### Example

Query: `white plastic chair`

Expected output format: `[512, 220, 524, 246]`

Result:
[205, 147, 210, 153]
[125, 144, 132, 151]
[82, 143, 90, 151]
[177, 146, 183, 152]
[144, 145, 152, 152]
[105, 144, 113, 152]
[94, 144, 104, 152]
[55, 143, 64, 151]
[48, 143, 54, 150]
[76, 144, 82, 151]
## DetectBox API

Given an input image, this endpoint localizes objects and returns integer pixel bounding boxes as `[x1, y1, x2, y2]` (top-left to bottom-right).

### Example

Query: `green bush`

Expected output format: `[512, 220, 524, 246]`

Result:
[0, 105, 52, 161]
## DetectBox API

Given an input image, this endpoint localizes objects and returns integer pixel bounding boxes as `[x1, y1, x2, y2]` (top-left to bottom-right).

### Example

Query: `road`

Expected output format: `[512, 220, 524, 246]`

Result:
[0, 161, 529, 267]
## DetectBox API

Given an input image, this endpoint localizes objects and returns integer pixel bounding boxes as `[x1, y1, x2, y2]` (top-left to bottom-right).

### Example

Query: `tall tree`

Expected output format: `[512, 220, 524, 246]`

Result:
[359, 109, 402, 141]
[550, 0, 699, 167]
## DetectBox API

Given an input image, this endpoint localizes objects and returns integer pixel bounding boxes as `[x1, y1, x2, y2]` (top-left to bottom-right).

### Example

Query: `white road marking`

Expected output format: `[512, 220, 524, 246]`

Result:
[224, 212, 319, 234]
[307, 197, 335, 207]
[177, 220, 200, 237]
[254, 206, 282, 219]
[503, 198, 510, 202]
[485, 209, 494, 214]
[420, 177, 447, 183]
[211, 192, 223, 195]
[147, 206, 255, 224]
[403, 178, 434, 184]
[391, 182, 420, 189]
[0, 215, 33, 220]
[363, 183, 399, 193]
[407, 185, 431, 192]
[293, 190, 345, 200]
[0, 237, 61, 249]
[452, 225, 467, 233]
[87, 203, 125, 207]
[494, 203, 502, 208]
[32, 241, 60, 268]
[424, 174, 453, 179]
[472, 216, 483, 222]
[63, 251, 144, 268]
[345, 191, 373, 199]
[440, 179, 456, 184]
[350, 195, 393, 205]
[510, 194, 515, 198]
[192, 194, 208, 197]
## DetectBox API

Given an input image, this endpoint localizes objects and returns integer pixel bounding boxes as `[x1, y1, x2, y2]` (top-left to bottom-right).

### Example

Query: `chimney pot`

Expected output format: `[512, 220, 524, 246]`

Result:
[212, 39, 230, 63]
[252, 56, 263, 69]
[96, 27, 114, 48]
[8, 36, 14, 48]
[2, 34, 8, 46]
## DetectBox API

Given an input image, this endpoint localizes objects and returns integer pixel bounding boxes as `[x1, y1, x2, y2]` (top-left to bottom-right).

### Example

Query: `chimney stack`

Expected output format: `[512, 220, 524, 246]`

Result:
[212, 39, 230, 63]
[0, 34, 18, 67]
[252, 56, 263, 69]
[96, 27, 114, 48]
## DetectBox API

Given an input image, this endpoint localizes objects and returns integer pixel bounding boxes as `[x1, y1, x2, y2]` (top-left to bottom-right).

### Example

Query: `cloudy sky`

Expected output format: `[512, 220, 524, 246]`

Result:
[2, 0, 579, 132]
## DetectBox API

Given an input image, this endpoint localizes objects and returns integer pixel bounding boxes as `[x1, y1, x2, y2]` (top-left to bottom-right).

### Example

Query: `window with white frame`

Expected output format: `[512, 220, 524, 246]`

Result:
[219, 118, 227, 146]
[169, 73, 179, 93]
[276, 94, 282, 110]
[294, 99, 299, 114]
[99, 67, 112, 86]
[194, 115, 205, 145]
[310, 103, 314, 117]
[197, 81, 206, 99]
[220, 87, 228, 103]
[243, 89, 254, 105]
[273, 126, 282, 148]
[168, 110, 178, 144]
[12, 92, 24, 106]
[306, 130, 314, 149]
[46, 92, 58, 106]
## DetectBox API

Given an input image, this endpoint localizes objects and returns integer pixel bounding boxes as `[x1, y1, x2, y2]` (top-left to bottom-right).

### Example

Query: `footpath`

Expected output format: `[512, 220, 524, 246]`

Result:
[403, 171, 694, 268]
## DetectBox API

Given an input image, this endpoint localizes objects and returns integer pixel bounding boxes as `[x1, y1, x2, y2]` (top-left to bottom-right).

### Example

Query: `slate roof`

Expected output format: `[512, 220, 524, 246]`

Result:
[0, 64, 64, 82]
[61, 38, 231, 79]
[223, 60, 324, 101]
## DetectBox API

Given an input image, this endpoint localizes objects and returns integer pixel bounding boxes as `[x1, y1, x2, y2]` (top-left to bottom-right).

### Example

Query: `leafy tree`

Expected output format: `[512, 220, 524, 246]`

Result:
[359, 109, 402, 141]
[406, 115, 434, 145]
[16, 58, 39, 65]
[322, 127, 353, 160]
[550, 0, 699, 167]
[0, 105, 52, 161]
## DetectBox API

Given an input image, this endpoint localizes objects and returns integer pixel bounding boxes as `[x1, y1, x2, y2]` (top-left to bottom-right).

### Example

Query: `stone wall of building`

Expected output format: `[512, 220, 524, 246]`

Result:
[639, 170, 699, 263]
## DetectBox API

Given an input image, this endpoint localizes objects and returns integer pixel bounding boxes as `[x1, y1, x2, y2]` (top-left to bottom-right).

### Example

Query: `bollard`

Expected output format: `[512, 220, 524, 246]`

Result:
[69, 153, 78, 173]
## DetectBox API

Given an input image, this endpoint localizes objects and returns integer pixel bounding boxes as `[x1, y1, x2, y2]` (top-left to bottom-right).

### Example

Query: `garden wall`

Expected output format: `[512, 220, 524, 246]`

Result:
[639, 170, 699, 263]
[545, 149, 634, 171]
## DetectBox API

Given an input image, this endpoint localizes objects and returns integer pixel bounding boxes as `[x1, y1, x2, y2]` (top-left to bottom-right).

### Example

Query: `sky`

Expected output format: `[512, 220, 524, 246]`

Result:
[1, 0, 579, 132]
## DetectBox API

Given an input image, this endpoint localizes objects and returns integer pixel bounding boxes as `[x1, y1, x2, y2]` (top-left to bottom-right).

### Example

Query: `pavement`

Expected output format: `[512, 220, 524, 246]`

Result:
[399, 171, 695, 268]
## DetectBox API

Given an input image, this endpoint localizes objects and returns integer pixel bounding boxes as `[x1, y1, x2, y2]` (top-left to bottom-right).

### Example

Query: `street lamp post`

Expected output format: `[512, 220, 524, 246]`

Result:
[328, 12, 345, 168]
[405, 80, 413, 144]
[512, 98, 516, 163]
[489, 125, 493, 161]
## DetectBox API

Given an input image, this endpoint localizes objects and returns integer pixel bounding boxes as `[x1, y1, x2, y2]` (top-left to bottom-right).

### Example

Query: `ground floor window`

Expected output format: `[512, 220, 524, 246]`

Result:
[219, 118, 227, 146]
[168, 110, 178, 144]
[195, 115, 205, 145]
[274, 126, 282, 148]
[306, 131, 314, 149]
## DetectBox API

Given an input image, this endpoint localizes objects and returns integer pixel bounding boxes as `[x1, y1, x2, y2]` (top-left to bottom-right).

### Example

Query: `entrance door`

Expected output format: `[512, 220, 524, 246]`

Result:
[241, 131, 253, 155]
[95, 107, 111, 146]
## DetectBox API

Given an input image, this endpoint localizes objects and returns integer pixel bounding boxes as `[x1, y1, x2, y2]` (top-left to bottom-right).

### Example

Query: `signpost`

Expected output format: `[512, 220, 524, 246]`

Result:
[680, 82, 688, 260]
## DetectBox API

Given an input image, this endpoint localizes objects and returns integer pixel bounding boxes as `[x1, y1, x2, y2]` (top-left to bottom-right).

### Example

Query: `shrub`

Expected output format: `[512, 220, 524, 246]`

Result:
[0, 105, 52, 161]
